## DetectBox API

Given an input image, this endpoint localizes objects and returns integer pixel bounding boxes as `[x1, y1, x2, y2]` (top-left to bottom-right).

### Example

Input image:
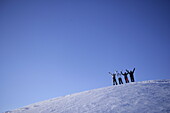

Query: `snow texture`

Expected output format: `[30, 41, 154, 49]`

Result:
[5, 79, 170, 113]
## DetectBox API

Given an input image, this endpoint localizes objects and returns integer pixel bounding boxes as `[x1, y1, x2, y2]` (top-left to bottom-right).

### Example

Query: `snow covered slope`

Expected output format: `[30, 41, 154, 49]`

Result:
[5, 79, 170, 113]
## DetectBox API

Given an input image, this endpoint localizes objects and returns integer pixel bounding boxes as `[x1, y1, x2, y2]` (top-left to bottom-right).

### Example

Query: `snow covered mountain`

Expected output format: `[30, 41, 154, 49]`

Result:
[5, 79, 170, 113]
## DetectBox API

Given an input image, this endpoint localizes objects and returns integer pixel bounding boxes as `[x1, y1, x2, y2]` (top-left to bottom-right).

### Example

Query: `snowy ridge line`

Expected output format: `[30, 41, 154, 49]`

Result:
[137, 79, 170, 83]
[5, 79, 170, 113]
[6, 79, 170, 111]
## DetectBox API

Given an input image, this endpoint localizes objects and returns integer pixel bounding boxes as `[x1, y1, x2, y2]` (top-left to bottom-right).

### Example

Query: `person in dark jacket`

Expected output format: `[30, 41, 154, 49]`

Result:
[126, 68, 135, 82]
[121, 71, 129, 83]
[115, 71, 123, 84]
[109, 72, 118, 85]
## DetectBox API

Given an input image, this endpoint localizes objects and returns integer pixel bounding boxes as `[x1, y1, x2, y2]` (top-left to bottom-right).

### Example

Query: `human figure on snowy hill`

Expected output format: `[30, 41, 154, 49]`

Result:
[121, 71, 129, 83]
[115, 71, 123, 84]
[109, 72, 118, 85]
[126, 68, 135, 82]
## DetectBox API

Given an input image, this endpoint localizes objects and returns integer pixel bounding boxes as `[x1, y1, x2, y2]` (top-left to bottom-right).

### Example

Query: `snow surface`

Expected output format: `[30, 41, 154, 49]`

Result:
[5, 79, 170, 113]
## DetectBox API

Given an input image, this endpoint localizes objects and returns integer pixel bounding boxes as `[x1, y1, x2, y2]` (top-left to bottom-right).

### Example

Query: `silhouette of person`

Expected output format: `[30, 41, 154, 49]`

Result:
[115, 71, 123, 84]
[121, 71, 129, 83]
[109, 72, 118, 85]
[126, 68, 135, 82]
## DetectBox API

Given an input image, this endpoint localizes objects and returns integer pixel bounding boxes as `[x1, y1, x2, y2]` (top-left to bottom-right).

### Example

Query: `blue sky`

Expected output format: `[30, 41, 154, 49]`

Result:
[0, 0, 170, 112]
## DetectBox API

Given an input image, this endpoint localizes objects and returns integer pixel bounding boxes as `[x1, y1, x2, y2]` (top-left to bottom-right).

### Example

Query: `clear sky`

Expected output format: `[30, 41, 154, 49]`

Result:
[0, 0, 170, 112]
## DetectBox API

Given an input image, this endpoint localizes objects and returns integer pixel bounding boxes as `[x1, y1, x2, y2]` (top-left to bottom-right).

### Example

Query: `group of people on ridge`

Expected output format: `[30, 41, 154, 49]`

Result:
[109, 68, 135, 85]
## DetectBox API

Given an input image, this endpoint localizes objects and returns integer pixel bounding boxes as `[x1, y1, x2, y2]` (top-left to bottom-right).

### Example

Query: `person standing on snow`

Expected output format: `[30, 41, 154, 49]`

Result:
[115, 71, 123, 84]
[109, 72, 118, 85]
[126, 68, 135, 82]
[121, 71, 129, 83]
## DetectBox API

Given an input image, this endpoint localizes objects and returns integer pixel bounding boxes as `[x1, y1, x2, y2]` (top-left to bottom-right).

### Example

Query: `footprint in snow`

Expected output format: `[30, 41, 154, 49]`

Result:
[33, 105, 40, 107]
[21, 107, 29, 111]
[50, 109, 56, 112]
[5, 111, 12, 113]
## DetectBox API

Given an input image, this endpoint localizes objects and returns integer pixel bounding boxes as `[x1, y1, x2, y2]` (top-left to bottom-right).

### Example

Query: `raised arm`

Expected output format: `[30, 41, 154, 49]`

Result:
[126, 69, 130, 73]
[133, 68, 135, 73]
[108, 72, 112, 75]
[121, 71, 124, 75]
